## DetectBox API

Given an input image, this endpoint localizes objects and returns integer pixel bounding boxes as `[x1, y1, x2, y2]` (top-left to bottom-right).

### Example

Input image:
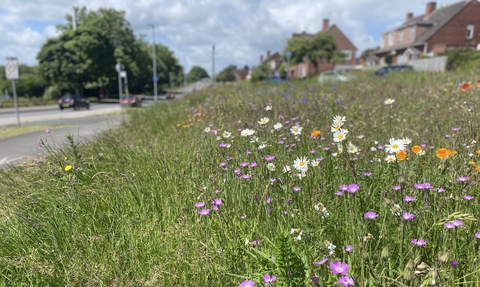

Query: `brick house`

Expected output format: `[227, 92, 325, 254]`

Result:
[373, 0, 480, 64]
[233, 67, 250, 81]
[258, 50, 283, 76]
[288, 19, 357, 79]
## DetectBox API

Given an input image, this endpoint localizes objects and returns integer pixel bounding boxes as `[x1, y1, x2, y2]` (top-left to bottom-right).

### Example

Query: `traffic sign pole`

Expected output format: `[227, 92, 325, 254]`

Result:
[12, 80, 20, 127]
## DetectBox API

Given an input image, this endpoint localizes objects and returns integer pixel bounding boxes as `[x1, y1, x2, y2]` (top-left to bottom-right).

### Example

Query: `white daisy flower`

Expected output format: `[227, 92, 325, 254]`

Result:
[223, 131, 231, 138]
[258, 117, 270, 125]
[385, 154, 396, 163]
[273, 123, 283, 130]
[290, 125, 303, 135]
[322, 207, 329, 218]
[258, 143, 267, 150]
[241, 129, 255, 137]
[418, 150, 426, 156]
[402, 138, 412, 145]
[370, 147, 377, 151]
[357, 135, 364, 139]
[283, 165, 291, 173]
[384, 98, 395, 105]
[295, 235, 302, 241]
[266, 163, 276, 171]
[216, 136, 221, 141]
[333, 115, 346, 125]
[293, 156, 309, 172]
[333, 129, 348, 142]
[250, 136, 259, 143]
[204, 127, 211, 133]
[347, 142, 358, 154]
[311, 160, 320, 167]
[331, 123, 343, 132]
[385, 138, 405, 154]
[264, 105, 272, 111]
[314, 205, 320, 211]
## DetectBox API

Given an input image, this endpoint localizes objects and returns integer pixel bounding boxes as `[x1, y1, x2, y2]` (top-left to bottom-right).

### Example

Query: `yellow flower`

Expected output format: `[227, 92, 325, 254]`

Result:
[64, 165, 73, 171]
[64, 156, 68, 160]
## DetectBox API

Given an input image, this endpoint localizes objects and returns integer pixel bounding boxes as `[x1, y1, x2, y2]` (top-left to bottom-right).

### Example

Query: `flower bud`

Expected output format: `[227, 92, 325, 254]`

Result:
[381, 245, 391, 260]
[414, 255, 423, 267]
[437, 251, 450, 264]
[403, 269, 413, 281]
[359, 246, 369, 260]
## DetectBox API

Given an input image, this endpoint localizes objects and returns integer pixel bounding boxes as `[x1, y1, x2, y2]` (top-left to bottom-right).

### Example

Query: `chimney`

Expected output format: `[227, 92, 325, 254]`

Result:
[425, 2, 436, 18]
[406, 12, 413, 21]
[260, 55, 264, 63]
[323, 19, 329, 31]
[267, 50, 271, 59]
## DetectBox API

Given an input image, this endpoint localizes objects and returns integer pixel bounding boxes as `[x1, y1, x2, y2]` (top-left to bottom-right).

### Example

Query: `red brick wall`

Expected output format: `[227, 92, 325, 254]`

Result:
[428, 1, 480, 53]
[327, 25, 357, 65]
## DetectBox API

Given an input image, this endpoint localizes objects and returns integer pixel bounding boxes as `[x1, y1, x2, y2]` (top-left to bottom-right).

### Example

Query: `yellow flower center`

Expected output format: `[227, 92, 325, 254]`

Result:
[299, 162, 305, 166]
[392, 144, 398, 149]
[338, 135, 343, 139]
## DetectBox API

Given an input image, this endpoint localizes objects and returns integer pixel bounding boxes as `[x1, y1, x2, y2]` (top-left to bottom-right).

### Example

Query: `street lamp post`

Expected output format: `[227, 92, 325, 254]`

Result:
[286, 51, 292, 82]
[169, 72, 173, 90]
[149, 24, 158, 103]
[115, 62, 124, 123]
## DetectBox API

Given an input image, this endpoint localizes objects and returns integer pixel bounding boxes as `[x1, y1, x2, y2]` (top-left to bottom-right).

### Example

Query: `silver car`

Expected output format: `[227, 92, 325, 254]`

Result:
[317, 70, 357, 83]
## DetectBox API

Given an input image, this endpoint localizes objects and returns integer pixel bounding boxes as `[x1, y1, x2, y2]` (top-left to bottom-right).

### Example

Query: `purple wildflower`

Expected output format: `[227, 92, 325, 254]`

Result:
[240, 162, 249, 167]
[402, 212, 415, 220]
[411, 239, 426, 246]
[346, 184, 359, 193]
[452, 220, 464, 227]
[335, 191, 344, 196]
[240, 214, 246, 219]
[211, 198, 223, 206]
[364, 211, 379, 220]
[238, 280, 255, 287]
[198, 209, 210, 216]
[194, 202, 205, 208]
[345, 245, 353, 252]
[338, 276, 355, 287]
[451, 260, 458, 267]
[456, 176, 470, 182]
[265, 155, 275, 161]
[444, 222, 455, 229]
[339, 185, 348, 191]
[393, 185, 401, 191]
[329, 261, 349, 275]
[293, 186, 301, 192]
[363, 172, 372, 176]
[463, 195, 474, 200]
[45, 128, 50, 133]
[314, 258, 329, 265]
[404, 195, 416, 202]
[475, 232, 480, 239]
[263, 274, 276, 284]
[219, 162, 226, 167]
[251, 162, 257, 167]
[241, 174, 251, 179]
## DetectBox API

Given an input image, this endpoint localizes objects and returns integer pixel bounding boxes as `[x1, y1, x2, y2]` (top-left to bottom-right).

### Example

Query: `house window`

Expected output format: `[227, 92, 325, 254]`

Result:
[466, 24, 474, 39]
[409, 26, 416, 40]
[399, 30, 404, 43]
[388, 32, 394, 45]
[342, 50, 352, 61]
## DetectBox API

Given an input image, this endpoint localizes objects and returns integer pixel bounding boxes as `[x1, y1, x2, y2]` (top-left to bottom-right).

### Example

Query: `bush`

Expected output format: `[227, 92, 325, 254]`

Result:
[442, 47, 480, 71]
[43, 85, 62, 101]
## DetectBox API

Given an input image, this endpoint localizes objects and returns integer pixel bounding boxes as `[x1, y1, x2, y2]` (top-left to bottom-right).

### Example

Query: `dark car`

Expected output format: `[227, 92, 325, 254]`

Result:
[58, 95, 90, 110]
[121, 95, 142, 107]
[374, 65, 413, 77]
[166, 91, 176, 99]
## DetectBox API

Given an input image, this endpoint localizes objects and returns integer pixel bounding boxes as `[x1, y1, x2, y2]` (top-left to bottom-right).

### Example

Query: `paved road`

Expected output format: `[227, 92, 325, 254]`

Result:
[0, 80, 207, 170]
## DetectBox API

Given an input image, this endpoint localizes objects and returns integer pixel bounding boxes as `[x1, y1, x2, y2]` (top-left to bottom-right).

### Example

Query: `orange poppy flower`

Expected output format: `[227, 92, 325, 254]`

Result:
[437, 148, 448, 159]
[396, 150, 407, 161]
[477, 80, 480, 88]
[461, 83, 469, 91]
[311, 130, 321, 137]
[411, 145, 422, 154]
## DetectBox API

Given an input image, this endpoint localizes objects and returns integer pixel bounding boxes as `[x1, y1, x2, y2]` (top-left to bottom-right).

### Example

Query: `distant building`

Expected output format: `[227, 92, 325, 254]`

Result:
[288, 19, 357, 79]
[259, 50, 283, 76]
[373, 0, 480, 64]
[233, 67, 250, 81]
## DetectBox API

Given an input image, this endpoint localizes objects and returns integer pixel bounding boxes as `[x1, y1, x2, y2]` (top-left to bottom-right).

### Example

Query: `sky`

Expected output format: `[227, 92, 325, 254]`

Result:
[0, 0, 461, 75]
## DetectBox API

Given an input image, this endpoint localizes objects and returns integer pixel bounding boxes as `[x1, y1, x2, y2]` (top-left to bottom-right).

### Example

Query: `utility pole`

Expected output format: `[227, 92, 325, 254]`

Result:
[212, 45, 215, 85]
[149, 24, 158, 103]
[72, 7, 77, 30]
[116, 62, 124, 123]
[183, 54, 187, 86]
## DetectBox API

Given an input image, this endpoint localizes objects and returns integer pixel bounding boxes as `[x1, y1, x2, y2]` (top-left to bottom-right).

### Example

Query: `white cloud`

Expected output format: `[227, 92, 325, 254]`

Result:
[0, 0, 460, 71]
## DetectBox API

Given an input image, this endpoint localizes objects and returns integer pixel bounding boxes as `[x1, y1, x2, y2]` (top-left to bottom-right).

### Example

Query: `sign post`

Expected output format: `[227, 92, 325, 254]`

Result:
[285, 52, 292, 82]
[5, 57, 20, 126]
[115, 62, 124, 123]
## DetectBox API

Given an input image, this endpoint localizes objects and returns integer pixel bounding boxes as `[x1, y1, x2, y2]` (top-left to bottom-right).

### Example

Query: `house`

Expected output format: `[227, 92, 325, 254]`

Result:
[373, 0, 480, 65]
[288, 19, 357, 79]
[259, 50, 283, 76]
[233, 67, 250, 81]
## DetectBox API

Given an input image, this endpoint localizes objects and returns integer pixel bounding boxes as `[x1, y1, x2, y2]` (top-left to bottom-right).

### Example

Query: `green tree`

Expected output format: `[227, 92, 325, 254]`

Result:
[1, 64, 48, 98]
[187, 66, 209, 83]
[360, 48, 375, 60]
[251, 63, 271, 82]
[283, 33, 345, 73]
[216, 65, 237, 82]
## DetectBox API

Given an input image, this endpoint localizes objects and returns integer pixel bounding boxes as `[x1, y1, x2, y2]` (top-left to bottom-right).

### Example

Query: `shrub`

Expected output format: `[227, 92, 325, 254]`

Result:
[42, 85, 62, 101]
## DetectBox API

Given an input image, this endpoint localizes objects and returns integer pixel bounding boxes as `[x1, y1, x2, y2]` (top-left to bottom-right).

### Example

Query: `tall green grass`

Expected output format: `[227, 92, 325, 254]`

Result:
[0, 71, 479, 286]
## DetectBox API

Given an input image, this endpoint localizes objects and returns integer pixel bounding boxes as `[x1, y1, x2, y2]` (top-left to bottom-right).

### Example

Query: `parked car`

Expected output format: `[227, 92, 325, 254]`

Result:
[317, 70, 357, 83]
[121, 95, 142, 107]
[374, 65, 413, 77]
[58, 95, 90, 110]
[166, 91, 176, 99]
[265, 75, 286, 83]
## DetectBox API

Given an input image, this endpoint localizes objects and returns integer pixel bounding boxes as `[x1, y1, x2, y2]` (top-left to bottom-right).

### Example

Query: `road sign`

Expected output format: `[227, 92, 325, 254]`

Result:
[152, 76, 158, 82]
[115, 62, 124, 73]
[5, 58, 19, 80]
[286, 51, 292, 58]
[120, 71, 127, 78]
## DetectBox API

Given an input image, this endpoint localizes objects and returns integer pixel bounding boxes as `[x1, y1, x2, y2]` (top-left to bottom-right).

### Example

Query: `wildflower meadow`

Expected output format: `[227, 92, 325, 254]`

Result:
[0, 71, 479, 286]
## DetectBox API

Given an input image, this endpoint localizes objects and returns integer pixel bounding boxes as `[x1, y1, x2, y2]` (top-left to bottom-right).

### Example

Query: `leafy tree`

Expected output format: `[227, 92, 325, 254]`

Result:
[1, 64, 48, 98]
[251, 63, 271, 82]
[187, 66, 209, 83]
[283, 32, 345, 73]
[216, 64, 237, 82]
[360, 48, 375, 59]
